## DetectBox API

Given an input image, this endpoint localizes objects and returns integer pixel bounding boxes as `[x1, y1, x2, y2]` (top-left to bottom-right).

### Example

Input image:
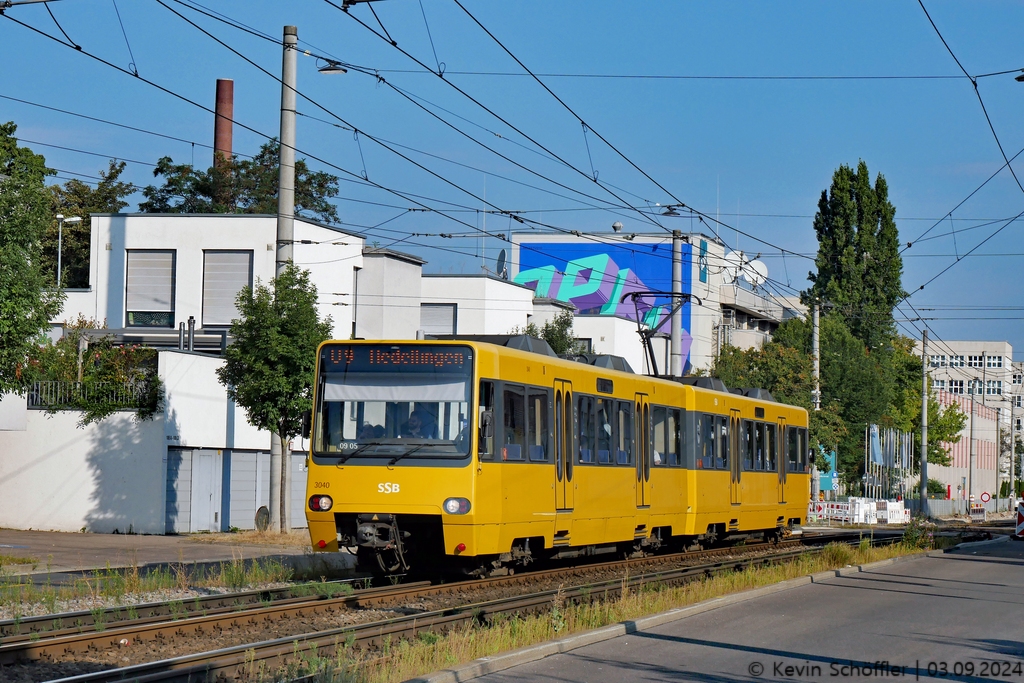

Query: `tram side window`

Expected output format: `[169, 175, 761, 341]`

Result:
[799, 427, 809, 471]
[527, 388, 550, 462]
[595, 398, 614, 464]
[666, 408, 681, 465]
[502, 385, 526, 461]
[478, 381, 495, 460]
[786, 426, 800, 472]
[741, 420, 754, 470]
[577, 395, 596, 463]
[754, 422, 766, 471]
[700, 414, 715, 469]
[765, 423, 777, 471]
[716, 415, 730, 470]
[616, 401, 633, 465]
[652, 406, 667, 466]
[652, 407, 681, 466]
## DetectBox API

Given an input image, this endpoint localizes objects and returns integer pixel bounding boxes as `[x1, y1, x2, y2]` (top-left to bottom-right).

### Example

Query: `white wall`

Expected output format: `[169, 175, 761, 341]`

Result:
[160, 351, 268, 451]
[573, 315, 654, 374]
[70, 214, 360, 339]
[421, 275, 535, 335]
[0, 410, 165, 533]
[0, 392, 27, 431]
[355, 252, 423, 339]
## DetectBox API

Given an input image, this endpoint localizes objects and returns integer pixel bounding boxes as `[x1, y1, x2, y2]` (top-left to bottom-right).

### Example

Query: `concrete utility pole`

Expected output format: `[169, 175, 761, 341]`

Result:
[670, 230, 683, 377]
[919, 329, 929, 517]
[811, 303, 821, 411]
[270, 24, 298, 534]
[968, 376, 977, 510]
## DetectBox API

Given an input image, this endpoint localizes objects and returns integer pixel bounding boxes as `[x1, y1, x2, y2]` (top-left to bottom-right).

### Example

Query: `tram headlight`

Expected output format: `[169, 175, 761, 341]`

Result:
[443, 497, 471, 515]
[309, 495, 333, 512]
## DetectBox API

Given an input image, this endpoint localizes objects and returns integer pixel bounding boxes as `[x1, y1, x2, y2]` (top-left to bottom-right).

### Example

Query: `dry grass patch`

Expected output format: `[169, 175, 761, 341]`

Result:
[288, 542, 923, 683]
[0, 554, 38, 568]
[187, 530, 312, 548]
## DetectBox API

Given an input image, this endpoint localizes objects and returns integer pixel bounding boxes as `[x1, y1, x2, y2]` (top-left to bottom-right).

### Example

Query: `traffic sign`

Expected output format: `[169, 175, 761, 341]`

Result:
[832, 480, 839, 491]
[980, 492, 991, 503]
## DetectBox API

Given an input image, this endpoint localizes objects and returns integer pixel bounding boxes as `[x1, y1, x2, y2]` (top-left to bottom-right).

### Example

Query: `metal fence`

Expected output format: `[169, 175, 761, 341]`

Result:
[904, 498, 1009, 517]
[26, 381, 145, 411]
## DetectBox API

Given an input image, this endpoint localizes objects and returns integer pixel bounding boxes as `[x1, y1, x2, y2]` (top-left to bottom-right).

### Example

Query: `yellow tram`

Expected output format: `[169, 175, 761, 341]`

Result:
[304, 338, 810, 574]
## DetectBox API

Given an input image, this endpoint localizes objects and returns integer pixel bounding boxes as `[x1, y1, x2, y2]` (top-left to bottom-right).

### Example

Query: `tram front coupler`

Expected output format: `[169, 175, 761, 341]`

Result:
[355, 514, 411, 573]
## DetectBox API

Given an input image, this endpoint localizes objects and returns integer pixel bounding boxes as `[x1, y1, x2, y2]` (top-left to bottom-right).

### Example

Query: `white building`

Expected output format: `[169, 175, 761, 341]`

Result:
[916, 340, 1023, 497]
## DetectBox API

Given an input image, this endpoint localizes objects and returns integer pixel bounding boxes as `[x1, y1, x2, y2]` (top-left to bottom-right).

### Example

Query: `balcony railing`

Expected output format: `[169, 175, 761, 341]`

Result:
[27, 381, 147, 411]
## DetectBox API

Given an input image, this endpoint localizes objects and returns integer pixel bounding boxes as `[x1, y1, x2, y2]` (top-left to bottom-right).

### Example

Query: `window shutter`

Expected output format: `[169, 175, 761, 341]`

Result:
[420, 303, 456, 335]
[203, 251, 253, 327]
[126, 250, 175, 312]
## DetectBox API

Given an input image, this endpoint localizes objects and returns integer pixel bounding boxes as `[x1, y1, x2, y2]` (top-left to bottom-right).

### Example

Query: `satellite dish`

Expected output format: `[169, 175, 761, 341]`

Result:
[723, 251, 744, 283]
[496, 249, 509, 280]
[742, 259, 769, 288]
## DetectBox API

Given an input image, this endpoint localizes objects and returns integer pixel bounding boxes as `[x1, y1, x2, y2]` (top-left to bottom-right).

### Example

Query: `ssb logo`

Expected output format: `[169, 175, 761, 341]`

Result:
[378, 482, 401, 493]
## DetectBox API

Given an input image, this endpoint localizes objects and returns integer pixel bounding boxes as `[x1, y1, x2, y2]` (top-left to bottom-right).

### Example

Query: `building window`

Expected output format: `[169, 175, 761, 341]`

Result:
[987, 356, 1003, 369]
[420, 303, 457, 336]
[929, 355, 946, 368]
[986, 380, 1002, 396]
[202, 250, 253, 327]
[968, 355, 984, 368]
[1013, 373, 1022, 385]
[966, 380, 982, 395]
[950, 355, 965, 367]
[1014, 395, 1023, 409]
[949, 380, 964, 395]
[1016, 417, 1022, 432]
[933, 379, 946, 391]
[125, 250, 175, 327]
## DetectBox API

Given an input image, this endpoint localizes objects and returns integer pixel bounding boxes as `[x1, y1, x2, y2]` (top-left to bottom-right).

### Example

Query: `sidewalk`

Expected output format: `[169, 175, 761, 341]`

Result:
[0, 528, 354, 583]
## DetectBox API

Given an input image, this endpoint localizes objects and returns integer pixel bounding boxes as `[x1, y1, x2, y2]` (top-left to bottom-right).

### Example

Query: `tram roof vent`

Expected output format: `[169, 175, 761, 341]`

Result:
[742, 388, 776, 402]
[571, 354, 635, 374]
[677, 376, 730, 393]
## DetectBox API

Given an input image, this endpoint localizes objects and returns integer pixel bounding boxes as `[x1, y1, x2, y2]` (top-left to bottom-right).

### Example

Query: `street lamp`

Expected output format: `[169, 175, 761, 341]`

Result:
[55, 214, 82, 287]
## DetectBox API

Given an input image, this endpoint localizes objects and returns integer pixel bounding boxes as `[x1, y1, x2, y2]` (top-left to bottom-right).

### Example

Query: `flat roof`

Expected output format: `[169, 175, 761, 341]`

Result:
[90, 213, 366, 239]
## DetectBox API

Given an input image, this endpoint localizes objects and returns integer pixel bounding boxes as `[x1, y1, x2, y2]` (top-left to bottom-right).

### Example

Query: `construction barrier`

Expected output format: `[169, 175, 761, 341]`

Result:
[1016, 502, 1024, 539]
[807, 498, 909, 525]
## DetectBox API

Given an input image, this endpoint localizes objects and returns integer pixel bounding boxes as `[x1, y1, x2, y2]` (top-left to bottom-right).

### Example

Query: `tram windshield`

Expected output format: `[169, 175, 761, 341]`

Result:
[313, 344, 473, 460]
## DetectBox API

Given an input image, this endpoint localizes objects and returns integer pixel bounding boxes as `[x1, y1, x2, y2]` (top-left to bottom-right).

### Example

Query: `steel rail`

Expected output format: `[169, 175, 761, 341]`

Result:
[0, 532, 882, 663]
[44, 536, 897, 683]
[0, 579, 361, 638]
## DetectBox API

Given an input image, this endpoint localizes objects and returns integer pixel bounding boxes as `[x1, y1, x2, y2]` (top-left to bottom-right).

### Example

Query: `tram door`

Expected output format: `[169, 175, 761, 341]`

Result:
[777, 418, 787, 504]
[730, 409, 742, 505]
[635, 393, 651, 508]
[554, 380, 574, 512]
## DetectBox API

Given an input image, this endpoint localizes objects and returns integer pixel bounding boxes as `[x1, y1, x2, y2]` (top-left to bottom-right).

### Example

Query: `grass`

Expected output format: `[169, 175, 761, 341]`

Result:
[0, 556, 295, 618]
[0, 554, 39, 568]
[277, 541, 928, 683]
[187, 530, 312, 548]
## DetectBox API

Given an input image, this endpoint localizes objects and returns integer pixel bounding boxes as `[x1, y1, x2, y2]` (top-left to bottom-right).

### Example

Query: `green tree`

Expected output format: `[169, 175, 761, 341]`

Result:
[216, 264, 332, 531]
[804, 160, 904, 351]
[43, 160, 133, 289]
[510, 309, 584, 356]
[139, 139, 340, 223]
[0, 122, 64, 394]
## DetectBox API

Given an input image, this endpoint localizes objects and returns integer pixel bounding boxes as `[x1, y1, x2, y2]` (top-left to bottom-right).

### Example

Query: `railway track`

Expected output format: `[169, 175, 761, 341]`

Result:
[0, 532, 896, 683]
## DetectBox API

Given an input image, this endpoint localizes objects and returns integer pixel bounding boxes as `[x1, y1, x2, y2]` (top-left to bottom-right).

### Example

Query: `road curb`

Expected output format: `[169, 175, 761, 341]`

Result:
[408, 552, 933, 683]
[946, 534, 1010, 551]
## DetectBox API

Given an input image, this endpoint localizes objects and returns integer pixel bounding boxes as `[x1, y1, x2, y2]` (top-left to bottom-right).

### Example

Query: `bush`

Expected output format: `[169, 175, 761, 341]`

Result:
[902, 515, 934, 549]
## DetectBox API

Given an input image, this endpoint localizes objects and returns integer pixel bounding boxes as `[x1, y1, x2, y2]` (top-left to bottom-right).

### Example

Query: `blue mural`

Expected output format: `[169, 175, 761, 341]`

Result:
[514, 240, 694, 364]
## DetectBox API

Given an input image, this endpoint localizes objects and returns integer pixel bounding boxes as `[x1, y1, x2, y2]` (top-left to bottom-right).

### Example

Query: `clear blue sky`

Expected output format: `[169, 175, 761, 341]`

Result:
[3, 1, 1022, 355]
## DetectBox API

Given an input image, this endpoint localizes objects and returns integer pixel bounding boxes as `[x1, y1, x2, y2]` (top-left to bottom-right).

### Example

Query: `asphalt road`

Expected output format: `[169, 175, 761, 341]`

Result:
[476, 538, 1024, 683]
